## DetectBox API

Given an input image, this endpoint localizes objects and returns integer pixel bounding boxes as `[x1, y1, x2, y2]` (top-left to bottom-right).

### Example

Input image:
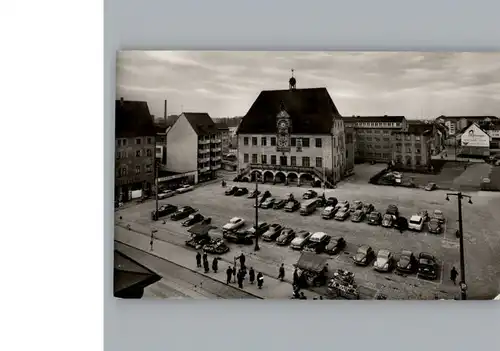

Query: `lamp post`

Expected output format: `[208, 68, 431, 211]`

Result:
[446, 192, 472, 300]
[154, 159, 159, 220]
[254, 174, 260, 252]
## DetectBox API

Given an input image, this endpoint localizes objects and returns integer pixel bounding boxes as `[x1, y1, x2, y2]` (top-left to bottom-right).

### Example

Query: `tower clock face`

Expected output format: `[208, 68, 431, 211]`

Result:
[279, 120, 288, 129]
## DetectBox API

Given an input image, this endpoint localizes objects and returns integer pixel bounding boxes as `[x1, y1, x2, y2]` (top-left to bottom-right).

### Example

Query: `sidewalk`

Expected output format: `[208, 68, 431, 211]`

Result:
[115, 225, 318, 299]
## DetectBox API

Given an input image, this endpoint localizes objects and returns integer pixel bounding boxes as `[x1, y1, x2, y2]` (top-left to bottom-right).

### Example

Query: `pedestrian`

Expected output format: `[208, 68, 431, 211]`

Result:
[450, 266, 458, 285]
[293, 268, 299, 286]
[257, 272, 264, 289]
[237, 253, 246, 268]
[299, 292, 307, 300]
[278, 263, 285, 281]
[237, 270, 244, 289]
[149, 239, 153, 251]
[203, 259, 210, 273]
[249, 267, 255, 284]
[212, 257, 219, 273]
[202, 252, 208, 265]
[226, 266, 233, 284]
[319, 296, 323, 300]
[232, 265, 237, 283]
[196, 252, 202, 268]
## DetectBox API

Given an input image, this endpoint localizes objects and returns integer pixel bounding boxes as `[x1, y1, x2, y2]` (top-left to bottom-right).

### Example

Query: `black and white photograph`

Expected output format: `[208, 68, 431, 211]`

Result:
[114, 51, 500, 300]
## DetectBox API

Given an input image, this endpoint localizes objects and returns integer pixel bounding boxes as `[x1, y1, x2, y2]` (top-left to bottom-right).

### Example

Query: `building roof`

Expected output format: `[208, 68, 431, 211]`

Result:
[393, 124, 432, 135]
[114, 250, 161, 298]
[343, 115, 406, 123]
[115, 99, 156, 138]
[182, 112, 218, 136]
[435, 115, 498, 122]
[237, 88, 341, 134]
[215, 122, 230, 131]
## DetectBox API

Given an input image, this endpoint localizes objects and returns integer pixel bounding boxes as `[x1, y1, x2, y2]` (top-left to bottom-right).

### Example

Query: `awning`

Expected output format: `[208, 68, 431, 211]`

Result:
[295, 252, 328, 272]
[188, 223, 216, 236]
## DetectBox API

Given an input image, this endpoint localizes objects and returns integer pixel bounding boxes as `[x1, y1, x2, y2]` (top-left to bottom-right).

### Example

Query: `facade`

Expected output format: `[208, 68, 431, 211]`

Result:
[459, 123, 491, 157]
[391, 124, 433, 172]
[435, 115, 498, 137]
[166, 112, 222, 184]
[343, 116, 408, 163]
[115, 99, 156, 202]
[215, 122, 231, 153]
[236, 80, 345, 187]
[486, 122, 500, 148]
[344, 127, 355, 172]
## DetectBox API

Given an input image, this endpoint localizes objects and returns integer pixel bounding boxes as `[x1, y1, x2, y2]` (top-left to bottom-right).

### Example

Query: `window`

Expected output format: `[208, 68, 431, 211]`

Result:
[375, 145, 381, 149]
[396, 144, 402, 152]
[261, 137, 267, 146]
[374, 130, 380, 134]
[366, 130, 372, 134]
[405, 135, 410, 141]
[136, 150, 141, 157]
[315, 138, 322, 148]
[136, 138, 141, 145]
[302, 157, 310, 167]
[396, 134, 401, 140]
[406, 147, 412, 153]
[252, 154, 258, 163]
[271, 137, 276, 146]
[243, 153, 249, 163]
[416, 148, 421, 154]
[244, 137, 249, 146]
[116, 151, 120, 160]
[121, 167, 127, 176]
[415, 135, 421, 141]
[147, 137, 152, 144]
[383, 153, 390, 159]
[135, 165, 141, 175]
[280, 156, 287, 165]
[146, 149, 152, 157]
[415, 156, 421, 165]
[406, 156, 412, 166]
[290, 156, 296, 166]
[383, 137, 390, 142]
[374, 137, 380, 141]
[146, 164, 152, 173]
[366, 137, 372, 141]
[302, 138, 310, 147]
[117, 139, 121, 146]
[316, 157, 323, 168]
[291, 138, 296, 147]
[252, 137, 258, 146]
[122, 139, 127, 146]
[271, 155, 277, 165]
[261, 155, 267, 164]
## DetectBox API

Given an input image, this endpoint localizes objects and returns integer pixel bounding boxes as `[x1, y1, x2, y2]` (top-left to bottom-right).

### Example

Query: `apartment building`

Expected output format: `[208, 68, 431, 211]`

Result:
[435, 115, 498, 137]
[391, 124, 433, 172]
[215, 122, 230, 153]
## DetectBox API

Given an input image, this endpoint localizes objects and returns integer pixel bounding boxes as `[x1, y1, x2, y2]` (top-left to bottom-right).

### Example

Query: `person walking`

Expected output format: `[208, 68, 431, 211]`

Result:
[293, 268, 299, 286]
[212, 257, 219, 273]
[249, 267, 255, 284]
[237, 253, 246, 269]
[278, 263, 285, 281]
[196, 252, 202, 268]
[257, 272, 264, 289]
[203, 258, 210, 273]
[149, 238, 154, 251]
[450, 266, 458, 285]
[232, 265, 237, 283]
[202, 252, 208, 265]
[226, 266, 233, 284]
[299, 292, 307, 300]
[237, 270, 244, 289]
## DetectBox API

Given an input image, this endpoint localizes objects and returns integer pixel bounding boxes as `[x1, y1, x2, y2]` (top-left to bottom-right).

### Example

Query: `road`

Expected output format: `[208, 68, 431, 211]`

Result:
[115, 241, 260, 299]
[116, 179, 500, 299]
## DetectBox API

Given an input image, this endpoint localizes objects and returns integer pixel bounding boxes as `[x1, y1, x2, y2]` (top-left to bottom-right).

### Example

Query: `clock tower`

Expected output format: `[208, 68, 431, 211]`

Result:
[276, 100, 291, 152]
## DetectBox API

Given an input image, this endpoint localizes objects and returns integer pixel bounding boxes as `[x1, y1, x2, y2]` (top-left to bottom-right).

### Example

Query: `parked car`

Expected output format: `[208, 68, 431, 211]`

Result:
[362, 203, 375, 215]
[181, 213, 204, 227]
[276, 228, 296, 246]
[417, 252, 439, 280]
[417, 210, 429, 222]
[321, 206, 337, 219]
[203, 238, 230, 254]
[315, 197, 327, 207]
[367, 211, 382, 225]
[158, 190, 175, 200]
[350, 200, 363, 213]
[246, 222, 270, 238]
[290, 230, 311, 250]
[151, 204, 178, 220]
[260, 197, 276, 209]
[432, 209, 445, 223]
[234, 187, 249, 196]
[396, 250, 417, 274]
[171, 206, 197, 221]
[382, 214, 396, 228]
[394, 216, 409, 231]
[262, 223, 284, 241]
[223, 229, 253, 245]
[427, 218, 443, 234]
[408, 215, 424, 231]
[273, 199, 288, 210]
[299, 199, 317, 216]
[353, 245, 376, 266]
[185, 234, 211, 250]
[176, 184, 194, 194]
[302, 190, 317, 199]
[303, 232, 331, 254]
[334, 207, 350, 221]
[247, 189, 260, 198]
[325, 237, 346, 255]
[386, 204, 399, 217]
[425, 182, 437, 191]
[225, 186, 238, 196]
[222, 217, 246, 232]
[284, 199, 301, 212]
[336, 200, 349, 210]
[351, 210, 365, 222]
[325, 197, 338, 208]
[290, 230, 312, 250]
[255, 191, 272, 207]
[373, 249, 395, 272]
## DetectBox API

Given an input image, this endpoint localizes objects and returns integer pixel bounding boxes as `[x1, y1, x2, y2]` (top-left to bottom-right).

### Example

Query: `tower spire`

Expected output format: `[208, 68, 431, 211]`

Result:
[289, 68, 296, 90]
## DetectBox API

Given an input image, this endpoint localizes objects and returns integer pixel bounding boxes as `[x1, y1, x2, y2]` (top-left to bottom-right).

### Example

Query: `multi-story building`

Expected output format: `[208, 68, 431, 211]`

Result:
[391, 123, 433, 172]
[435, 115, 498, 137]
[236, 78, 345, 187]
[344, 127, 356, 172]
[115, 98, 156, 202]
[215, 122, 230, 153]
[166, 112, 222, 184]
[343, 116, 408, 163]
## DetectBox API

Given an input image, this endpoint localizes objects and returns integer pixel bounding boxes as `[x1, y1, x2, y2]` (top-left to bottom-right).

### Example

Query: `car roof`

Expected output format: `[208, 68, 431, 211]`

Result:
[310, 232, 327, 240]
[401, 250, 413, 256]
[410, 215, 422, 221]
[230, 217, 241, 221]
[419, 252, 435, 259]
[324, 206, 334, 211]
[378, 249, 391, 255]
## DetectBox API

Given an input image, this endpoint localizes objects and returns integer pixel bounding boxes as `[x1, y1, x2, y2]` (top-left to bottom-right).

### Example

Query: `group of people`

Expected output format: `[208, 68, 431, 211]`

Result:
[196, 251, 219, 274]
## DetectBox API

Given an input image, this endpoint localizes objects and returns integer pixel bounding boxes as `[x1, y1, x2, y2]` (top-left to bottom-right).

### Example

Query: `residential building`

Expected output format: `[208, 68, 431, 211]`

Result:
[344, 127, 356, 172]
[236, 77, 345, 187]
[343, 116, 408, 163]
[391, 123, 433, 172]
[166, 112, 222, 184]
[458, 123, 491, 157]
[407, 119, 445, 155]
[115, 98, 156, 202]
[435, 115, 498, 137]
[215, 122, 231, 153]
[485, 120, 500, 148]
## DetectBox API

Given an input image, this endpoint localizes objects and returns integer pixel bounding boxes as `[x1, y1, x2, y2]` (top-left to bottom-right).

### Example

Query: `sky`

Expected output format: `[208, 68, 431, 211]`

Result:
[116, 51, 500, 120]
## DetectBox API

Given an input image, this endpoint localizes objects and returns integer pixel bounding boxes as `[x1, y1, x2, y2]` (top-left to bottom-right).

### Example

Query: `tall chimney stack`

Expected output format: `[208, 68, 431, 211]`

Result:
[164, 100, 167, 121]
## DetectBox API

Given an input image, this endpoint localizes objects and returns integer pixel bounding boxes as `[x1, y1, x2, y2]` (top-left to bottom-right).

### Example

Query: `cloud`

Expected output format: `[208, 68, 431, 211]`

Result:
[116, 51, 500, 119]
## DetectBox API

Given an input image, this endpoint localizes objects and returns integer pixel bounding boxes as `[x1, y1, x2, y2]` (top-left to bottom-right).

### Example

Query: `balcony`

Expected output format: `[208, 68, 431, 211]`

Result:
[212, 155, 221, 161]
[248, 163, 315, 173]
[199, 166, 211, 173]
[199, 139, 210, 145]
[199, 148, 210, 154]
[211, 138, 222, 144]
[212, 164, 221, 170]
[198, 157, 210, 163]
[211, 146, 222, 152]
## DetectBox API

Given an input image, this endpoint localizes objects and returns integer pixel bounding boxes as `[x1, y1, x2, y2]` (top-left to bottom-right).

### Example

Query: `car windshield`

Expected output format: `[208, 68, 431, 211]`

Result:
[230, 218, 240, 223]
[383, 214, 392, 220]
[429, 219, 439, 225]
[309, 234, 324, 242]
[410, 217, 422, 224]
[434, 210, 442, 215]
[329, 240, 338, 246]
[188, 215, 195, 219]
[358, 246, 368, 254]
[370, 212, 379, 218]
[401, 251, 412, 258]
[378, 250, 390, 258]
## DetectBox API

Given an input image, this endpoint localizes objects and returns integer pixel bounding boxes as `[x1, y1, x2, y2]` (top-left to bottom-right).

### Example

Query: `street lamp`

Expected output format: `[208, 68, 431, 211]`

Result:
[254, 174, 261, 252]
[446, 191, 472, 300]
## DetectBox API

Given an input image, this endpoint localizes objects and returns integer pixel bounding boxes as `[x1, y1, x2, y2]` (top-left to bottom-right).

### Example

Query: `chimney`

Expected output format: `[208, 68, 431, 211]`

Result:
[164, 100, 167, 120]
[120, 97, 124, 105]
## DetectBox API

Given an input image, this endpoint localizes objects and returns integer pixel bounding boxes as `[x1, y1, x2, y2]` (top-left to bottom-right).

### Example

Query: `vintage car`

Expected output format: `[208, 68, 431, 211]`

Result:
[394, 216, 409, 231]
[432, 209, 445, 223]
[427, 218, 443, 234]
[303, 232, 331, 254]
[336, 200, 350, 210]
[362, 203, 375, 215]
[185, 233, 211, 250]
[417, 252, 439, 280]
[325, 197, 338, 208]
[322, 206, 338, 219]
[170, 206, 197, 221]
[302, 190, 318, 199]
[290, 230, 311, 250]
[334, 207, 350, 221]
[408, 215, 424, 231]
[353, 245, 376, 266]
[260, 197, 276, 209]
[315, 197, 327, 208]
[425, 182, 437, 191]
[417, 210, 429, 222]
[225, 186, 238, 196]
[254, 191, 272, 207]
[223, 229, 254, 245]
[245, 222, 270, 238]
[367, 211, 382, 225]
[351, 210, 365, 222]
[222, 217, 245, 232]
[284, 199, 301, 212]
[272, 199, 288, 210]
[373, 249, 395, 272]
[234, 187, 249, 196]
[295, 252, 329, 288]
[382, 214, 396, 228]
[396, 250, 417, 274]
[176, 184, 194, 194]
[386, 204, 399, 217]
[350, 200, 363, 213]
[275, 228, 296, 246]
[203, 238, 230, 254]
[324, 236, 346, 255]
[181, 213, 205, 227]
[158, 190, 176, 200]
[247, 189, 260, 198]
[262, 223, 284, 241]
[151, 204, 178, 220]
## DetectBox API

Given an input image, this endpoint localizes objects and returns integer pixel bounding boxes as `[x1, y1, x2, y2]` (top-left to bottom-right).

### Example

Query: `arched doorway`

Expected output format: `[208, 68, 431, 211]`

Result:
[263, 171, 274, 183]
[286, 172, 298, 185]
[274, 172, 286, 184]
[250, 170, 262, 182]
[299, 173, 313, 186]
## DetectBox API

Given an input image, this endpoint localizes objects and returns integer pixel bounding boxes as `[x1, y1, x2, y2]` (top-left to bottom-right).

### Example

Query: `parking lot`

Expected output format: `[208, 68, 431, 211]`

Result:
[116, 180, 500, 300]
